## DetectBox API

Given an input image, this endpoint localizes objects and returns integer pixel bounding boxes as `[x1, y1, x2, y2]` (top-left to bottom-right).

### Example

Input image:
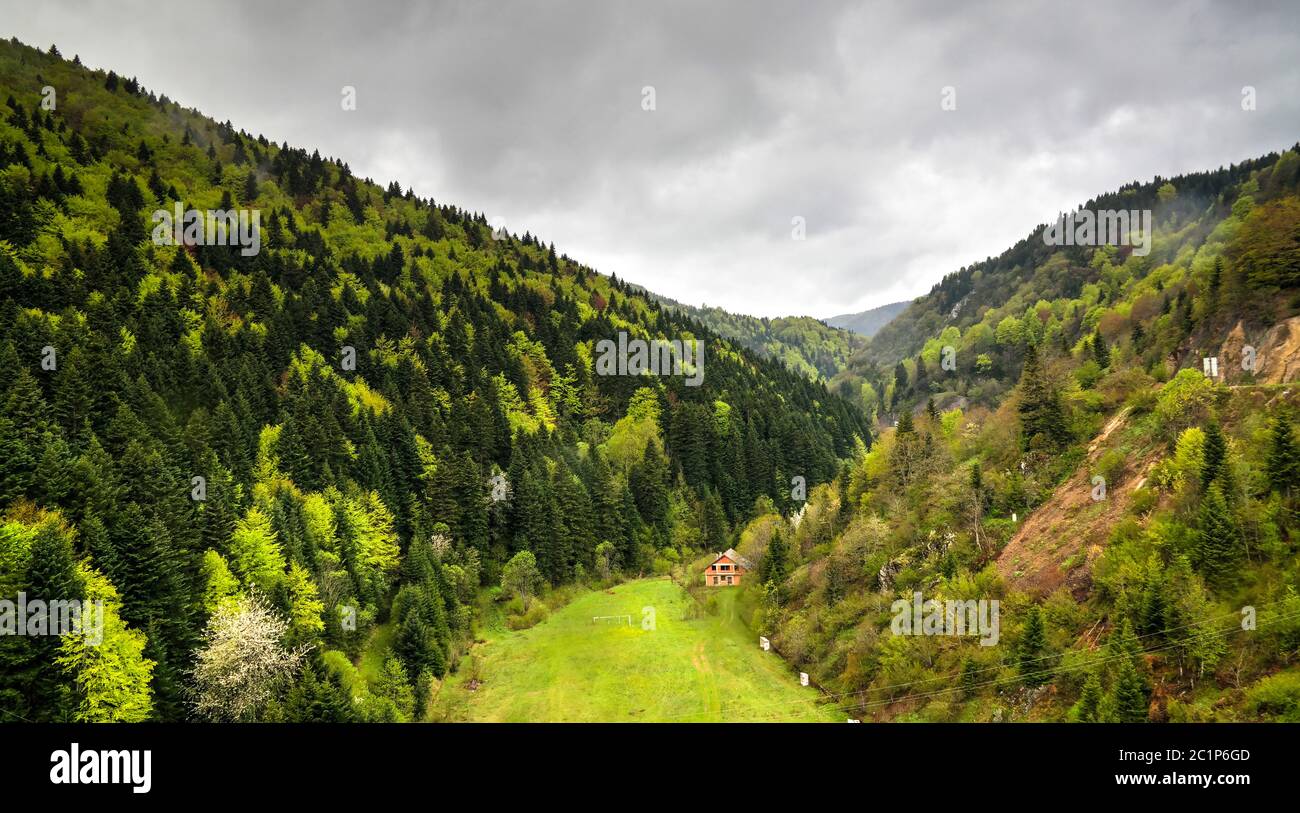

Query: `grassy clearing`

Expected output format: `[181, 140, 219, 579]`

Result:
[431, 577, 834, 722]
[357, 621, 396, 687]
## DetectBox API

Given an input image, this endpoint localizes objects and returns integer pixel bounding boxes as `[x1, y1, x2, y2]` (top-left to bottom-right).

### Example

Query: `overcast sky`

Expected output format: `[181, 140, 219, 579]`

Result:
[3, 1, 1298, 318]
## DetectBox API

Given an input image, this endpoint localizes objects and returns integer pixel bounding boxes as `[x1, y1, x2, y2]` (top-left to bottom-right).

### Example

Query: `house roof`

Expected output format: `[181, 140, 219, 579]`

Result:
[707, 548, 752, 570]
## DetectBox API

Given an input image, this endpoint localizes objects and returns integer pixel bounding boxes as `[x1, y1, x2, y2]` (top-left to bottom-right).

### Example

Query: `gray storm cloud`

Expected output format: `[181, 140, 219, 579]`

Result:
[2, 0, 1297, 317]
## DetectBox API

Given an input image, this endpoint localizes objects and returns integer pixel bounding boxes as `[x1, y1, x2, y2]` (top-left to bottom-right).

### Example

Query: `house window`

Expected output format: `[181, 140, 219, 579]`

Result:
[719, 564, 730, 571]
[726, 576, 733, 584]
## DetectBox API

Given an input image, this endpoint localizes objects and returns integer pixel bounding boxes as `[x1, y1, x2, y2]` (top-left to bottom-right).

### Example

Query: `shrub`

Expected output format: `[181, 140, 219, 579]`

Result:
[1153, 368, 1220, 440]
[506, 602, 550, 631]
[1098, 367, 1155, 410]
[1124, 385, 1159, 416]
[1245, 671, 1300, 721]
[1128, 487, 1158, 516]
[1095, 448, 1127, 485]
[1074, 360, 1103, 390]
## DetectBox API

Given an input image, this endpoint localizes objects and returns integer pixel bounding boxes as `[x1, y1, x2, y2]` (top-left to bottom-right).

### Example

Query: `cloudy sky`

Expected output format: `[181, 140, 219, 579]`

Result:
[3, 0, 1299, 317]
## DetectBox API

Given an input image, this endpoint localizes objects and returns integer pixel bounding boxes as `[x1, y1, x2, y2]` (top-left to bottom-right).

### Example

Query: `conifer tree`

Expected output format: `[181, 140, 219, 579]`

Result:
[1195, 482, 1240, 583]
[1110, 658, 1150, 722]
[1265, 409, 1300, 500]
[1076, 671, 1102, 722]
[629, 443, 670, 533]
[896, 410, 914, 436]
[1091, 329, 1110, 369]
[959, 657, 980, 698]
[283, 664, 355, 723]
[1016, 344, 1068, 450]
[1201, 418, 1227, 492]
[1017, 604, 1046, 685]
[763, 528, 788, 584]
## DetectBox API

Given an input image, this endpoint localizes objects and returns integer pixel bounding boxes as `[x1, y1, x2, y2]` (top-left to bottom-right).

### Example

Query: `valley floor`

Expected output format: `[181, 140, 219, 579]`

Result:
[430, 578, 834, 722]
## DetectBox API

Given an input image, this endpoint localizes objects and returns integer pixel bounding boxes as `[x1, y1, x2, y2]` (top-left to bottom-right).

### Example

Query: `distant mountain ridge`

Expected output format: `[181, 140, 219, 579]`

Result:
[826, 300, 909, 338]
[646, 291, 866, 380]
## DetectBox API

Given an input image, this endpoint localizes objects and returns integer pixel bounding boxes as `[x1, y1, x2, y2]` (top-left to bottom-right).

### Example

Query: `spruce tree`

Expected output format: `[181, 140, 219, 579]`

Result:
[1016, 345, 1068, 450]
[629, 443, 669, 533]
[1137, 569, 1165, 637]
[1091, 329, 1110, 369]
[1110, 658, 1150, 722]
[1201, 418, 1227, 492]
[1076, 671, 1102, 722]
[1195, 482, 1240, 583]
[1265, 409, 1300, 499]
[959, 657, 980, 698]
[837, 462, 852, 525]
[1017, 604, 1046, 685]
[19, 520, 87, 720]
[763, 529, 788, 585]
[896, 410, 915, 436]
[283, 664, 355, 723]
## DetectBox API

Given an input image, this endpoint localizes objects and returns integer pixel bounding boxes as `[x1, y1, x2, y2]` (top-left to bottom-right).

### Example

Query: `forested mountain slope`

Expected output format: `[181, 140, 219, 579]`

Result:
[649, 292, 866, 380]
[0, 39, 867, 722]
[836, 148, 1300, 423]
[745, 142, 1300, 722]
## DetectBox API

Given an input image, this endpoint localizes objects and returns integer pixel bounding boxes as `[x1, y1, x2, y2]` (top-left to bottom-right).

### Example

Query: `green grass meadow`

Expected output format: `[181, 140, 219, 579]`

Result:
[430, 578, 834, 722]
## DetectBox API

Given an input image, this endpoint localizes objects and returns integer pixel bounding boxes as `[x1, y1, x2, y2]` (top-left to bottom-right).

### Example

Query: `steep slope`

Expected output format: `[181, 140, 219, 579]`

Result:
[0, 38, 868, 722]
[994, 407, 1156, 598]
[732, 142, 1300, 723]
[837, 147, 1300, 424]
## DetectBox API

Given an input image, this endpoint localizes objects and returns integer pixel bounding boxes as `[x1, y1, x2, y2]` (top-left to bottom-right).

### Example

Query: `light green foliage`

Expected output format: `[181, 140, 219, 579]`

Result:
[501, 550, 542, 610]
[200, 549, 241, 615]
[348, 491, 401, 578]
[55, 564, 155, 722]
[601, 386, 663, 470]
[228, 506, 287, 591]
[285, 561, 325, 641]
[375, 655, 416, 722]
[654, 297, 866, 380]
[1154, 369, 1219, 440]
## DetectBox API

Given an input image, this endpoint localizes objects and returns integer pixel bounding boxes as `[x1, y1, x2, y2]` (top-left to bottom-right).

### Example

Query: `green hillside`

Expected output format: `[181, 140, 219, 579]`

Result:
[756, 144, 1300, 722]
[432, 578, 832, 722]
[836, 150, 1300, 422]
[650, 291, 866, 381]
[3, 32, 1299, 727]
[0, 38, 867, 722]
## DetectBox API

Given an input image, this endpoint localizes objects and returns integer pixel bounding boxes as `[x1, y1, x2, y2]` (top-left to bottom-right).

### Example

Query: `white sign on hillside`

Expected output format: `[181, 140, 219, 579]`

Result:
[759, 636, 770, 651]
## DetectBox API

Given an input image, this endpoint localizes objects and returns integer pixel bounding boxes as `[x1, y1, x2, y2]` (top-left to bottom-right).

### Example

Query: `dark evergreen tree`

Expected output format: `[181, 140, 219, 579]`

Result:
[1016, 345, 1068, 450]
[1195, 482, 1240, 583]
[1265, 409, 1300, 499]
[763, 528, 789, 585]
[1201, 418, 1227, 492]
[1017, 604, 1046, 685]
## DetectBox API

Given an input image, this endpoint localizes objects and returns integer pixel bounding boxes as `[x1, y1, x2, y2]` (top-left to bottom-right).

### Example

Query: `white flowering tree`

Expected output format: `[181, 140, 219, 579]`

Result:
[192, 589, 311, 721]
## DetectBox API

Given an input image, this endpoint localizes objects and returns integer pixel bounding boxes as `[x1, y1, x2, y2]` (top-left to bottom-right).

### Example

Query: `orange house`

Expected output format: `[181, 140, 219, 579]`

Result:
[703, 548, 752, 587]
